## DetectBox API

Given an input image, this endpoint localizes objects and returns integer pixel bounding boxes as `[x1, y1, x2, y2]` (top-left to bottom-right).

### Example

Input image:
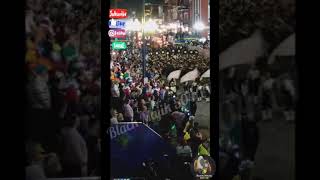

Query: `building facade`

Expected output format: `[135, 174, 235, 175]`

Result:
[162, 0, 209, 38]
[190, 0, 209, 37]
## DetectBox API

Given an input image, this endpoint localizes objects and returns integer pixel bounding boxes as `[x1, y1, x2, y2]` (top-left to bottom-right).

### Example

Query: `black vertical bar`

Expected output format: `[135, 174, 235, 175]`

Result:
[212, 0, 219, 178]
[101, 0, 110, 179]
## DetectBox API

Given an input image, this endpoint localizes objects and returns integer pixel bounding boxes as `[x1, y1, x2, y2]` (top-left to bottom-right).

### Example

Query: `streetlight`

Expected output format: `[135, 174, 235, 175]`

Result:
[193, 21, 206, 39]
[193, 21, 206, 31]
[141, 1, 161, 82]
[125, 18, 142, 31]
[143, 19, 158, 33]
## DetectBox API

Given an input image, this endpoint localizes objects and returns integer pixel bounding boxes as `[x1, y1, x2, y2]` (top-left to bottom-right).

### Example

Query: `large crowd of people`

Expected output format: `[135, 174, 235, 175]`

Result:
[219, 0, 295, 53]
[110, 40, 210, 125]
[219, 0, 295, 179]
[219, 59, 296, 180]
[110, 39, 211, 178]
[25, 0, 101, 178]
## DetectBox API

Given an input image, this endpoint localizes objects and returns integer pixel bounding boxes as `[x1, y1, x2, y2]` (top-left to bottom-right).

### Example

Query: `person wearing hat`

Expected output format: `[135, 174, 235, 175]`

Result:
[189, 122, 203, 157]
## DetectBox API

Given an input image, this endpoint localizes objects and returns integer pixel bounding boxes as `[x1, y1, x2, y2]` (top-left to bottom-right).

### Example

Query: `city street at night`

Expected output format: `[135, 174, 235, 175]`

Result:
[109, 0, 212, 179]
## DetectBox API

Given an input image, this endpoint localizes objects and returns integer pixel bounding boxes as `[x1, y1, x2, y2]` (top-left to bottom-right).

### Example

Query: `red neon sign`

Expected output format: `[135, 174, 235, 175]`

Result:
[109, 9, 128, 19]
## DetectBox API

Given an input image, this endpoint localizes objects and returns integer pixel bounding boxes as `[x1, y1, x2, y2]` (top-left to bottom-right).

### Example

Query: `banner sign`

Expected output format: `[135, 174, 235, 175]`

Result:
[109, 9, 128, 19]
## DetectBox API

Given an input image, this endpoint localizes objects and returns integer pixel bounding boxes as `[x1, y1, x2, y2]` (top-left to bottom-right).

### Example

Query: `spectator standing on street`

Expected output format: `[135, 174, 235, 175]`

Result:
[247, 64, 261, 105]
[197, 83, 203, 101]
[190, 99, 198, 116]
[204, 84, 211, 102]
[140, 105, 150, 125]
[281, 74, 296, 122]
[259, 72, 275, 121]
[189, 122, 203, 158]
[111, 81, 121, 112]
[171, 111, 186, 138]
[123, 98, 134, 122]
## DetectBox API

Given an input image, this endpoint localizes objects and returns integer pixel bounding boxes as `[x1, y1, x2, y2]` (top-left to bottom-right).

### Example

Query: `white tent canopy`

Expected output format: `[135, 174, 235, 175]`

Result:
[200, 69, 210, 79]
[268, 33, 295, 64]
[167, 70, 182, 81]
[219, 30, 265, 71]
[180, 69, 200, 83]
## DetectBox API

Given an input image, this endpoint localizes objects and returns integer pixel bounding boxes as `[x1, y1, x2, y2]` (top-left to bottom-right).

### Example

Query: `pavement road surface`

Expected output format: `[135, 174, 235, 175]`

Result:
[252, 113, 295, 180]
